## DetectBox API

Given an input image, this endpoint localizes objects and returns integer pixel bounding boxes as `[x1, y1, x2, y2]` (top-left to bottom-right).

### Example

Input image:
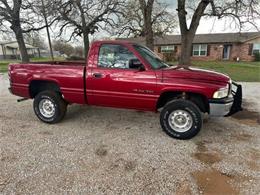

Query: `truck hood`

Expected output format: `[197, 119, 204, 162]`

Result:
[163, 67, 230, 84]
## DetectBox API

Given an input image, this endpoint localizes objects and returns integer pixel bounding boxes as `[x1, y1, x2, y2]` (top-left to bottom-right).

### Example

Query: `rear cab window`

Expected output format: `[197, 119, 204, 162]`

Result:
[98, 44, 140, 69]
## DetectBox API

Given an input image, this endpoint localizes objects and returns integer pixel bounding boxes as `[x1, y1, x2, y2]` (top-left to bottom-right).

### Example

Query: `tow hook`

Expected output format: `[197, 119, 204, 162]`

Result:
[17, 98, 29, 102]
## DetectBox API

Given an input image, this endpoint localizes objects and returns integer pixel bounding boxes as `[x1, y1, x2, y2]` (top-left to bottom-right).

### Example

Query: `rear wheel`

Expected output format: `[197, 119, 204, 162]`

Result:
[160, 99, 202, 139]
[33, 91, 67, 124]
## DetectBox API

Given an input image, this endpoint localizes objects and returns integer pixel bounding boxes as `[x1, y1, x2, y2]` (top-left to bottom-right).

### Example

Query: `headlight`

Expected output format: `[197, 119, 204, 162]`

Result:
[213, 85, 229, 99]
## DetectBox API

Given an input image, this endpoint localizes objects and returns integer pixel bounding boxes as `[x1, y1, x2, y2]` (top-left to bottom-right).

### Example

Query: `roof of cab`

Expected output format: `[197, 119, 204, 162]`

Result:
[92, 39, 139, 45]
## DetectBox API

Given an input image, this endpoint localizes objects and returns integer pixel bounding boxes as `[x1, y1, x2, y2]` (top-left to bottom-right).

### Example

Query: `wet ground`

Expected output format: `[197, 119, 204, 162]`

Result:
[232, 107, 260, 126]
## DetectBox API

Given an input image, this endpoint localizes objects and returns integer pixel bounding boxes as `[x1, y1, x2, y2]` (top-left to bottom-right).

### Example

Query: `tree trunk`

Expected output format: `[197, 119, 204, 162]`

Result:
[139, 0, 154, 51]
[41, 0, 54, 61]
[144, 13, 154, 50]
[179, 32, 195, 66]
[11, 19, 30, 63]
[177, 0, 210, 67]
[83, 32, 90, 59]
[76, 0, 89, 60]
[13, 25, 30, 63]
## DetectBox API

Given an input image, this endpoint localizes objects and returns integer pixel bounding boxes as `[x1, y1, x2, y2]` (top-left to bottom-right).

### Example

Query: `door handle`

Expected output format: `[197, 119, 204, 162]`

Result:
[93, 72, 103, 78]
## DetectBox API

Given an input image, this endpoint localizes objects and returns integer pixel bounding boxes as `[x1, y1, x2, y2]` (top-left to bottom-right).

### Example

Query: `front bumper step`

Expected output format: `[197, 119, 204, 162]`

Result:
[209, 82, 243, 117]
[225, 82, 243, 116]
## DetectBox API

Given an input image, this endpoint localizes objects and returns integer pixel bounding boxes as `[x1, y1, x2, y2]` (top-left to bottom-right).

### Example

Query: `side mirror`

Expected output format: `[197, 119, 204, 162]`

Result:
[129, 59, 145, 71]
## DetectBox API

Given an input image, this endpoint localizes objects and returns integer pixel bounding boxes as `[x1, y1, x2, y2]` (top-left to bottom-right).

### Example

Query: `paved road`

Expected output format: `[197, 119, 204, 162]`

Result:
[0, 74, 259, 194]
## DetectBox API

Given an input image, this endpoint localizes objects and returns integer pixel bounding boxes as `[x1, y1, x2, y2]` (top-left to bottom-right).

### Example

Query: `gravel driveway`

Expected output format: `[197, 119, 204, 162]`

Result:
[0, 73, 259, 195]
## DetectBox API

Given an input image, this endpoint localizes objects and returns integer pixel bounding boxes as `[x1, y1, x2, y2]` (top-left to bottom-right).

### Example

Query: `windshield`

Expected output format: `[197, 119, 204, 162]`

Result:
[133, 45, 169, 69]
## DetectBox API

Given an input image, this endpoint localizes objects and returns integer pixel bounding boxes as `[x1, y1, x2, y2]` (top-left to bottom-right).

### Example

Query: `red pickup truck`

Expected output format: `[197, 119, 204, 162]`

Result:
[8, 40, 242, 139]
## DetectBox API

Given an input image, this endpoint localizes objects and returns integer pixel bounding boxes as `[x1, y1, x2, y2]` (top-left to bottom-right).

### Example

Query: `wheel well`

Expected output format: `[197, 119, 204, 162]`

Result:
[157, 91, 209, 113]
[29, 80, 61, 98]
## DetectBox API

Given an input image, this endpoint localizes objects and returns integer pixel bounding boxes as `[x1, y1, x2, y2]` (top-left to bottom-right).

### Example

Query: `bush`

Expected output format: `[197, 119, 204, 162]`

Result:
[66, 56, 85, 61]
[163, 52, 177, 62]
[254, 52, 260, 61]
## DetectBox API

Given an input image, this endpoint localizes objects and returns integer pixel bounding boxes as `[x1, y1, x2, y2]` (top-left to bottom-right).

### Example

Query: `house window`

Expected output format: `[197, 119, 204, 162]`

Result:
[253, 43, 260, 54]
[193, 44, 207, 56]
[161, 45, 175, 53]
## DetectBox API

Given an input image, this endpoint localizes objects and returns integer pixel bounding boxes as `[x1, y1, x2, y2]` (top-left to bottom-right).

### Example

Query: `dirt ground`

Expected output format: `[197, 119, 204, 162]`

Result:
[0, 73, 259, 194]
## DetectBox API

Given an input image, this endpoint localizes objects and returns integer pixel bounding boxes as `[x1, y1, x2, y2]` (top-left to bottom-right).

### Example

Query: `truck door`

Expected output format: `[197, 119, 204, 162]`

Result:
[86, 43, 159, 111]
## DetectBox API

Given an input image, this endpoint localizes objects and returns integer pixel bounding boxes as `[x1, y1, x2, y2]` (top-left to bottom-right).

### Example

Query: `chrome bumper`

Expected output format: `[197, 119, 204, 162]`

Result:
[209, 82, 242, 117]
[209, 98, 233, 116]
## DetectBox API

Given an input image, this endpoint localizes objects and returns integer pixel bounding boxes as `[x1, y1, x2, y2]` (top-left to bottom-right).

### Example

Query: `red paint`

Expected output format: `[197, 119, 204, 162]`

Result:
[9, 40, 230, 111]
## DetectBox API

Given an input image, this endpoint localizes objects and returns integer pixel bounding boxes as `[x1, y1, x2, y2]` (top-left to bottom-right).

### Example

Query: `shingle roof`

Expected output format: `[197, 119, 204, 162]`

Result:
[0, 41, 17, 45]
[118, 32, 260, 45]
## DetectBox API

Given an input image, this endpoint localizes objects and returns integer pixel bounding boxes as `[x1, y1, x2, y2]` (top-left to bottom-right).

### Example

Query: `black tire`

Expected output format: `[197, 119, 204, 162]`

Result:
[33, 90, 67, 124]
[160, 99, 202, 140]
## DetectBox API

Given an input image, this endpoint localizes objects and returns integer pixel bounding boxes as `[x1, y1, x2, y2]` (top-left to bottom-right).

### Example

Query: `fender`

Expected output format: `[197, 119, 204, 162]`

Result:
[160, 87, 210, 99]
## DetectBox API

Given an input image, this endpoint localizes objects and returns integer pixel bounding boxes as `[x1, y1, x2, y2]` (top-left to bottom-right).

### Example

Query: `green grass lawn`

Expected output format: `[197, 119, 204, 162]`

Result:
[191, 61, 260, 82]
[30, 57, 65, 61]
[0, 61, 12, 73]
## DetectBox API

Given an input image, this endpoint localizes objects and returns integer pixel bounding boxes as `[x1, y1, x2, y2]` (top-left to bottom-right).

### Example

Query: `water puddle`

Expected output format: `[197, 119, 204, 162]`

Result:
[231, 109, 260, 126]
[194, 152, 222, 165]
[193, 141, 223, 165]
[192, 169, 238, 195]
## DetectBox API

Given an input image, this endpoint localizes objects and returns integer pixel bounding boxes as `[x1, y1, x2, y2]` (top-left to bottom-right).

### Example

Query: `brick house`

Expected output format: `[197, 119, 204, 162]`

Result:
[121, 32, 260, 61]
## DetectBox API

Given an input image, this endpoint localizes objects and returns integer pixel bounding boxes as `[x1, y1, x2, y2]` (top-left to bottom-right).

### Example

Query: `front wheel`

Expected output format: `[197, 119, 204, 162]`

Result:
[33, 91, 67, 124]
[160, 99, 202, 140]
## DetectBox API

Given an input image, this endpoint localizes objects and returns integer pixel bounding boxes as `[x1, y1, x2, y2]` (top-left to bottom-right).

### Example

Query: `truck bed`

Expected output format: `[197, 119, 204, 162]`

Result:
[9, 61, 86, 104]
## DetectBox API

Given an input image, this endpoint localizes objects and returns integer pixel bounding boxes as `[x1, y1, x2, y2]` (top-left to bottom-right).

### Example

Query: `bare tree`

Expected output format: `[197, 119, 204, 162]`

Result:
[29, 0, 58, 60]
[54, 0, 123, 58]
[24, 31, 46, 49]
[40, 0, 54, 60]
[0, 0, 51, 62]
[53, 39, 74, 56]
[0, 0, 30, 62]
[177, 0, 260, 66]
[112, 0, 176, 38]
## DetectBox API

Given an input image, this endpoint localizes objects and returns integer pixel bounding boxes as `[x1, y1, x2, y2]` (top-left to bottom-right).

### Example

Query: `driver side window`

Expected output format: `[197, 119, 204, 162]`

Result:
[98, 44, 140, 69]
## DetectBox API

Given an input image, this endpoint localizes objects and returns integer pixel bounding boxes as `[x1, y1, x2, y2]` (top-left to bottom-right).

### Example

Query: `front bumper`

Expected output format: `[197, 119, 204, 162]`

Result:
[209, 82, 242, 117]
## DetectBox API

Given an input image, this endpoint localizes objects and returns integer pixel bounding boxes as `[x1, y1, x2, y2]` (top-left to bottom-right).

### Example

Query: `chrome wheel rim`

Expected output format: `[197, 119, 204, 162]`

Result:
[168, 110, 193, 132]
[39, 99, 55, 118]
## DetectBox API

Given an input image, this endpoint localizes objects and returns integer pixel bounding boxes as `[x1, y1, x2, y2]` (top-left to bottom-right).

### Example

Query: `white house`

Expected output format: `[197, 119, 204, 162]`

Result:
[0, 41, 40, 60]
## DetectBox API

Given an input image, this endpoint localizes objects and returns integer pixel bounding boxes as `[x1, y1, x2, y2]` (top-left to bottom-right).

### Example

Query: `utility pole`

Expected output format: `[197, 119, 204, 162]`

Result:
[41, 0, 54, 61]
